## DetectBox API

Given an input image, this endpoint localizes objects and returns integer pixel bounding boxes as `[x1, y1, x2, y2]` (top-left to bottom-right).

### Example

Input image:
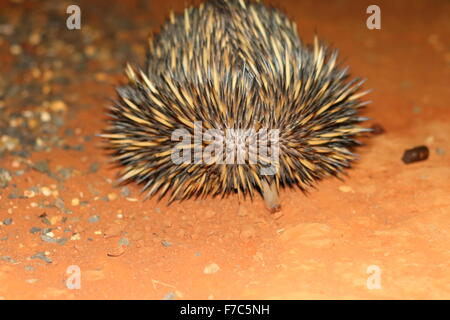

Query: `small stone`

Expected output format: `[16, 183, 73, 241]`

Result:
[107, 193, 117, 201]
[118, 237, 129, 246]
[30, 252, 52, 264]
[57, 238, 68, 245]
[85, 45, 96, 57]
[40, 215, 51, 226]
[0, 168, 12, 188]
[402, 146, 429, 164]
[162, 292, 176, 300]
[88, 215, 100, 223]
[24, 190, 36, 198]
[40, 234, 57, 243]
[49, 100, 67, 112]
[88, 162, 100, 173]
[33, 160, 50, 175]
[55, 198, 65, 209]
[10, 44, 22, 55]
[3, 218, 12, 225]
[120, 187, 131, 197]
[0, 256, 17, 264]
[40, 111, 51, 122]
[161, 240, 172, 247]
[204, 263, 220, 274]
[425, 136, 434, 145]
[71, 198, 80, 206]
[339, 185, 354, 193]
[49, 215, 62, 225]
[70, 233, 81, 241]
[29, 32, 41, 45]
[25, 279, 38, 284]
[24, 265, 35, 272]
[30, 227, 41, 234]
[41, 187, 52, 197]
[95, 72, 108, 82]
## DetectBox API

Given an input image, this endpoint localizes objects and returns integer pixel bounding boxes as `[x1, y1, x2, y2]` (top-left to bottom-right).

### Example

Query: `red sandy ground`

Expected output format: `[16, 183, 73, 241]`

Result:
[0, 0, 449, 299]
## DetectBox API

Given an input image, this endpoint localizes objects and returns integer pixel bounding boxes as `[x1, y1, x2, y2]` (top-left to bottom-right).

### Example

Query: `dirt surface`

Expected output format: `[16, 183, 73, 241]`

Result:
[0, 0, 449, 299]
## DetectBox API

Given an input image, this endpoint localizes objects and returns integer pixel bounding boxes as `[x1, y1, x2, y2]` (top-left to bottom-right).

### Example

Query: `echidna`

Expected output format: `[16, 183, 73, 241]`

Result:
[102, 0, 371, 212]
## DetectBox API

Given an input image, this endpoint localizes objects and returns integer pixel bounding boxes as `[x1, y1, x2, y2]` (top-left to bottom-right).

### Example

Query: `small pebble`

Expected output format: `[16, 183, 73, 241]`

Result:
[0, 168, 12, 188]
[402, 146, 429, 164]
[203, 263, 220, 274]
[40, 234, 57, 243]
[10, 44, 22, 55]
[120, 187, 131, 197]
[89, 162, 100, 173]
[161, 240, 172, 247]
[70, 233, 81, 241]
[339, 186, 354, 193]
[30, 252, 52, 264]
[30, 227, 41, 234]
[107, 193, 117, 201]
[425, 136, 434, 144]
[55, 198, 65, 209]
[3, 218, 12, 225]
[163, 292, 176, 300]
[49, 100, 67, 112]
[0, 256, 17, 264]
[118, 237, 129, 246]
[24, 265, 35, 272]
[41, 187, 52, 197]
[88, 215, 100, 223]
[33, 160, 50, 175]
[25, 279, 39, 284]
[24, 190, 36, 198]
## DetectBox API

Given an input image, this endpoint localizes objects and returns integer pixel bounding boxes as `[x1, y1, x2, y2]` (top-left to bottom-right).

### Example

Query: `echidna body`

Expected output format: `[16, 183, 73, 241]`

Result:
[102, 0, 370, 211]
